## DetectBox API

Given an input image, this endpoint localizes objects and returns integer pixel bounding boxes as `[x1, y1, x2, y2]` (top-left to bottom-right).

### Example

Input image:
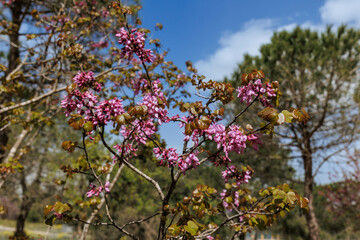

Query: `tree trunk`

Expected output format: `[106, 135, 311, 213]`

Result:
[7, 0, 22, 75]
[13, 188, 33, 238]
[13, 169, 33, 239]
[13, 199, 32, 239]
[303, 138, 320, 240]
[0, 131, 8, 162]
[239, 233, 245, 240]
[1, 0, 23, 163]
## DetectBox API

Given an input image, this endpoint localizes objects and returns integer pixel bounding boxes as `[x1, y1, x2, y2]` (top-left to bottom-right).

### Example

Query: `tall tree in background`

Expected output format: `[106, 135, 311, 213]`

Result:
[0, 0, 140, 187]
[320, 150, 360, 233]
[0, 0, 139, 237]
[226, 26, 360, 240]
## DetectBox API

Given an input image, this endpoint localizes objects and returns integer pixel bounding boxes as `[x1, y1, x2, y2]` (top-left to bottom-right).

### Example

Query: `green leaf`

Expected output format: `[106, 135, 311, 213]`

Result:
[45, 215, 56, 226]
[207, 187, 217, 194]
[184, 220, 199, 236]
[185, 123, 193, 136]
[251, 217, 258, 224]
[61, 141, 77, 153]
[44, 205, 53, 217]
[287, 191, 297, 204]
[258, 107, 278, 123]
[274, 190, 287, 200]
[83, 121, 93, 132]
[279, 210, 286, 217]
[258, 214, 268, 224]
[225, 196, 233, 203]
[281, 110, 294, 123]
[259, 189, 269, 197]
[168, 224, 180, 236]
[283, 183, 290, 192]
[53, 202, 71, 215]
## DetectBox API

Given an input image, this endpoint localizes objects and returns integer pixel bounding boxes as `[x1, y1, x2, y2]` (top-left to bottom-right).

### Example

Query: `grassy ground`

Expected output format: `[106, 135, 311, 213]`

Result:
[0, 219, 74, 240]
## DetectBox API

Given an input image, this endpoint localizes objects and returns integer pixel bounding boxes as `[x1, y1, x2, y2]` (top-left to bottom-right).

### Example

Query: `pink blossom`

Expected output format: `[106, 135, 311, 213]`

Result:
[73, 71, 102, 92]
[220, 188, 242, 211]
[205, 124, 247, 161]
[61, 83, 125, 127]
[100, 9, 109, 17]
[91, 40, 109, 49]
[247, 134, 263, 151]
[236, 79, 276, 107]
[178, 152, 199, 172]
[113, 143, 138, 158]
[120, 119, 157, 145]
[54, 212, 64, 219]
[94, 97, 125, 125]
[153, 147, 179, 166]
[139, 80, 169, 125]
[86, 182, 109, 197]
[104, 181, 110, 192]
[86, 183, 98, 197]
[153, 147, 199, 172]
[116, 28, 153, 63]
[222, 165, 252, 187]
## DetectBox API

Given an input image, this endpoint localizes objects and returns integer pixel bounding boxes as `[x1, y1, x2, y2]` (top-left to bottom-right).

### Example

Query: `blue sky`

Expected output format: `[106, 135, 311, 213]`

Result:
[141, 0, 360, 80]
[140, 0, 360, 184]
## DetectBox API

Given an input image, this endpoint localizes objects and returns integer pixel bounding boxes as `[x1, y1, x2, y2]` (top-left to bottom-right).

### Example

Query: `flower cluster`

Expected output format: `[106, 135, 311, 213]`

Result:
[140, 80, 169, 125]
[116, 28, 153, 63]
[61, 90, 124, 127]
[114, 143, 138, 158]
[61, 89, 98, 117]
[205, 124, 247, 160]
[153, 147, 179, 166]
[236, 79, 276, 106]
[247, 133, 262, 151]
[120, 119, 157, 145]
[94, 98, 125, 126]
[222, 165, 252, 187]
[86, 181, 110, 197]
[61, 72, 125, 127]
[178, 153, 200, 172]
[91, 40, 109, 49]
[153, 147, 199, 172]
[220, 189, 241, 210]
[73, 71, 102, 91]
[220, 166, 252, 211]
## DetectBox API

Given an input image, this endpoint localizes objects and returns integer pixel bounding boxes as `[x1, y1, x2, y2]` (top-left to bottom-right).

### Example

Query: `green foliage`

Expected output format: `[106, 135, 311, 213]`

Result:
[226, 25, 360, 239]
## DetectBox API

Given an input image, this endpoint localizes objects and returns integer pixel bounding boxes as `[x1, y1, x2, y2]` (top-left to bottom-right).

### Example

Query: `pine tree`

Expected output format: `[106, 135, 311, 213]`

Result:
[226, 26, 360, 240]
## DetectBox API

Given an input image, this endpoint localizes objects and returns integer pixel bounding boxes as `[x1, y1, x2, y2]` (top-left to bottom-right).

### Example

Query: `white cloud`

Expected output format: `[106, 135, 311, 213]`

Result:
[194, 19, 275, 81]
[194, 20, 322, 82]
[195, 0, 360, 82]
[320, 0, 360, 26]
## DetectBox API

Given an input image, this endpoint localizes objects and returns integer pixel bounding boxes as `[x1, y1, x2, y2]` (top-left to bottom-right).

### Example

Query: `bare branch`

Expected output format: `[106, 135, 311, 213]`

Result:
[5, 53, 28, 81]
[80, 164, 125, 240]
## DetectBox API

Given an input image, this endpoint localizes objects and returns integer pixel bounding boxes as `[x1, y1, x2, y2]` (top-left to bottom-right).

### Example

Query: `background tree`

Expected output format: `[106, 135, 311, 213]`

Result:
[320, 150, 360, 235]
[0, 0, 140, 187]
[226, 26, 360, 240]
[0, 0, 140, 237]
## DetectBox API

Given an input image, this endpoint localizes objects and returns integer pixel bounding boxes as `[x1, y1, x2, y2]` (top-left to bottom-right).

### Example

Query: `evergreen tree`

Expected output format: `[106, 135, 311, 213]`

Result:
[225, 26, 360, 240]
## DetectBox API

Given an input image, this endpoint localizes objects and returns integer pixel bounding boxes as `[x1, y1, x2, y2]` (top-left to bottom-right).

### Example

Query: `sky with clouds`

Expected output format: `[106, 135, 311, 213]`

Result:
[140, 0, 360, 184]
[142, 0, 360, 81]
